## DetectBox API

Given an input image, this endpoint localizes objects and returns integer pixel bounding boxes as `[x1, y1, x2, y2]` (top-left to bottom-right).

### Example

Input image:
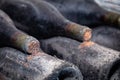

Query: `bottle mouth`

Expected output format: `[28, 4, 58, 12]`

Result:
[110, 68, 120, 80]
[46, 66, 83, 80]
[58, 67, 81, 80]
[83, 28, 92, 41]
[24, 36, 40, 54]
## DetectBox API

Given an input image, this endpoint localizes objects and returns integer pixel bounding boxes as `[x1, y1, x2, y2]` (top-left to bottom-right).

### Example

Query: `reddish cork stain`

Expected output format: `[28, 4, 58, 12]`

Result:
[79, 41, 95, 49]
[84, 29, 92, 41]
[28, 40, 40, 55]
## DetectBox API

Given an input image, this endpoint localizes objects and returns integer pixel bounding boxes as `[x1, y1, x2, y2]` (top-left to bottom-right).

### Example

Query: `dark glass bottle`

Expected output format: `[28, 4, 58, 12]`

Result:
[0, 10, 40, 54]
[0, 0, 92, 41]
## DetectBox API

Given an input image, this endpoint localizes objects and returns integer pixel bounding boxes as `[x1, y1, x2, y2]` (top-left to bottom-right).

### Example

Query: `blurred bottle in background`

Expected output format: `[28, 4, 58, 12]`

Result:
[94, 0, 120, 14]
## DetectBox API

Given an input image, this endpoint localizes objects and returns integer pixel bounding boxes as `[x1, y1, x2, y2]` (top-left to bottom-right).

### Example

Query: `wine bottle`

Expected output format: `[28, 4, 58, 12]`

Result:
[0, 9, 40, 54]
[44, 0, 105, 26]
[0, 47, 83, 80]
[45, 0, 120, 27]
[0, 0, 92, 41]
[41, 37, 120, 80]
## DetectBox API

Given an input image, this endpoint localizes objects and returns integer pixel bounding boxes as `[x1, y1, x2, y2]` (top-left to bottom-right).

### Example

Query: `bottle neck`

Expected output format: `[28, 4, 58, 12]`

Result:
[64, 21, 92, 41]
[102, 12, 120, 26]
[11, 30, 40, 54]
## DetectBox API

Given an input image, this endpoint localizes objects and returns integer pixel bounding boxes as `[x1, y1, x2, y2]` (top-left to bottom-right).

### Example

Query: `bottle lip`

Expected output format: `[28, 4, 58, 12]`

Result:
[23, 36, 40, 54]
[83, 28, 92, 41]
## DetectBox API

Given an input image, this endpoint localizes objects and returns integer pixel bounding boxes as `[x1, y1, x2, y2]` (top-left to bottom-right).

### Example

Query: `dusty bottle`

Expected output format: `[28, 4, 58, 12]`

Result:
[91, 26, 120, 51]
[44, 0, 105, 26]
[41, 37, 120, 80]
[0, 0, 92, 41]
[0, 10, 40, 54]
[94, 0, 120, 27]
[45, 0, 120, 27]
[0, 47, 83, 80]
[101, 12, 120, 27]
